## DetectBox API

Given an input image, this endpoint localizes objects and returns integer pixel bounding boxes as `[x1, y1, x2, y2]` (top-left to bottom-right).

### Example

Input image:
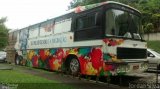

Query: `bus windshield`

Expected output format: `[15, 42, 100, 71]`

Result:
[105, 9, 142, 40]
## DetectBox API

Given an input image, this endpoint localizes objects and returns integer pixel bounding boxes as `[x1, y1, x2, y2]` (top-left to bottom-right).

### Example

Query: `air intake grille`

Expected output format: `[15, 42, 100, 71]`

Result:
[117, 47, 147, 59]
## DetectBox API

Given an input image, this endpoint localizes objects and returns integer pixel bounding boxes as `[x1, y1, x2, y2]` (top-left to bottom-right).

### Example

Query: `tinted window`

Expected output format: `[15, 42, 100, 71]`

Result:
[75, 11, 102, 41]
[76, 13, 96, 30]
[105, 9, 141, 40]
[77, 16, 88, 29]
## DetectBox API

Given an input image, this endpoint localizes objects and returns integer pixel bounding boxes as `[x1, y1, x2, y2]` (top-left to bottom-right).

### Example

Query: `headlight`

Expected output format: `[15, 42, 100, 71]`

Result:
[141, 63, 148, 69]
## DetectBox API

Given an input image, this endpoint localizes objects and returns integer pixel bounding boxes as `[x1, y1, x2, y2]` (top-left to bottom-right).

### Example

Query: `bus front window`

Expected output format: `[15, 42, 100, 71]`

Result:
[105, 9, 142, 40]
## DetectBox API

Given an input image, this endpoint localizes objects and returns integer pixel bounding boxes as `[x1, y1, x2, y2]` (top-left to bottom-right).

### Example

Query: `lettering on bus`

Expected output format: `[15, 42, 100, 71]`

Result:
[31, 36, 67, 46]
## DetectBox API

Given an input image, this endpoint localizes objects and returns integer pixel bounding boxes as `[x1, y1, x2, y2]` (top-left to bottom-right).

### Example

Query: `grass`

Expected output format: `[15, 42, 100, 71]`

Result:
[147, 41, 160, 53]
[0, 70, 75, 89]
[0, 70, 55, 83]
[16, 65, 58, 74]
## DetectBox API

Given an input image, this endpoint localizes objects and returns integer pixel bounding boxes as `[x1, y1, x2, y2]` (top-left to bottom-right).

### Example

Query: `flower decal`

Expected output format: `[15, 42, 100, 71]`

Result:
[103, 38, 124, 46]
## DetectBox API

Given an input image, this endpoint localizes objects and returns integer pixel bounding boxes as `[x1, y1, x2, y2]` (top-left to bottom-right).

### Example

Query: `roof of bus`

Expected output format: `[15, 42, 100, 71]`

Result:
[9, 1, 140, 33]
[73, 1, 140, 13]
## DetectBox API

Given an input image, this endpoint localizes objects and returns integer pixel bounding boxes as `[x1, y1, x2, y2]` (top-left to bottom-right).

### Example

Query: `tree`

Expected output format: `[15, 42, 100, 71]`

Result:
[138, 0, 160, 33]
[0, 17, 8, 50]
[144, 23, 154, 40]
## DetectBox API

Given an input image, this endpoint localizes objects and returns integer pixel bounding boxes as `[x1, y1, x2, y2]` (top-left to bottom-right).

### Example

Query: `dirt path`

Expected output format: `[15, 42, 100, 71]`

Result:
[0, 63, 128, 89]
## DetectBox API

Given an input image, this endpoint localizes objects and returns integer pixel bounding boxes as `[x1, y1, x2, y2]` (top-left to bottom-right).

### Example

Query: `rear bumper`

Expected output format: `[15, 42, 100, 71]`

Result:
[117, 60, 148, 76]
[122, 59, 148, 63]
[126, 72, 152, 77]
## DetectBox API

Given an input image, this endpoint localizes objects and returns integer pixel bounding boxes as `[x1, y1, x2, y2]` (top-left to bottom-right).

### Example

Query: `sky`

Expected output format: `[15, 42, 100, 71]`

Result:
[0, 0, 72, 30]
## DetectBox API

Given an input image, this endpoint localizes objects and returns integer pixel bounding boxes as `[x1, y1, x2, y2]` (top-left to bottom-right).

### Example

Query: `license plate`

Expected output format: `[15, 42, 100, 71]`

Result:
[133, 65, 139, 70]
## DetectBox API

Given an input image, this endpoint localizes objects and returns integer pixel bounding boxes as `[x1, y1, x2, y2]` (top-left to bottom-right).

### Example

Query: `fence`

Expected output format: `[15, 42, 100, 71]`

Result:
[144, 33, 160, 41]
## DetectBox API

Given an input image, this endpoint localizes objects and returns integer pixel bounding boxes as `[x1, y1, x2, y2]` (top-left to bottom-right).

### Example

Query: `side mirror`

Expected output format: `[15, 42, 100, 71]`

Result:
[148, 53, 155, 57]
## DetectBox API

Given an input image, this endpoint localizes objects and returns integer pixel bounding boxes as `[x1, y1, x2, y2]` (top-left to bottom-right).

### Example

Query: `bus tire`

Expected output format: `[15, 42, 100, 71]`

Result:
[69, 58, 80, 75]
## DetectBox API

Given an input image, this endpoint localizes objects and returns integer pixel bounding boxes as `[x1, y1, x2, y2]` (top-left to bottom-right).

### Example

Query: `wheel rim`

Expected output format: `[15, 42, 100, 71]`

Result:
[70, 58, 79, 73]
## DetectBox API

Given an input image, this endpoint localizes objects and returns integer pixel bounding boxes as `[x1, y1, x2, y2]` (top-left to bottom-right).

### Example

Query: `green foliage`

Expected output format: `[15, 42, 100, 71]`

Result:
[138, 0, 160, 33]
[144, 23, 154, 33]
[0, 17, 8, 49]
[69, 0, 160, 33]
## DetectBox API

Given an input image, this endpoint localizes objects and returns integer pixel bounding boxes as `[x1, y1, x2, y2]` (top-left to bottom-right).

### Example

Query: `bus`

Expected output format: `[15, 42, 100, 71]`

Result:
[7, 1, 148, 77]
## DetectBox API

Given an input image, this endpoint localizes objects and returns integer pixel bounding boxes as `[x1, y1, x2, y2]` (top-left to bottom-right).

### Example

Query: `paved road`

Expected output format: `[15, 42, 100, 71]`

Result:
[0, 63, 13, 70]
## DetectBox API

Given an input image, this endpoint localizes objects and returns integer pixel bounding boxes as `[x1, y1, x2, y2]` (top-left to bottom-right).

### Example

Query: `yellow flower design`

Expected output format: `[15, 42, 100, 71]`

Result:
[28, 50, 35, 60]
[69, 49, 78, 55]
[53, 60, 61, 70]
[45, 50, 50, 56]
[86, 62, 98, 75]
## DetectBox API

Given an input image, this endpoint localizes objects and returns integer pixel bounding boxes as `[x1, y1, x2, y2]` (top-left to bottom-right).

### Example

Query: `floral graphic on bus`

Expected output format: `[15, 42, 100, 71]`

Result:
[26, 46, 125, 76]
[103, 38, 124, 46]
[85, 62, 98, 75]
[77, 47, 103, 75]
[74, 2, 107, 13]
[49, 56, 61, 71]
[48, 49, 64, 71]
[32, 55, 39, 67]
[66, 48, 78, 55]
[103, 53, 121, 62]
[27, 50, 35, 60]
[100, 63, 116, 76]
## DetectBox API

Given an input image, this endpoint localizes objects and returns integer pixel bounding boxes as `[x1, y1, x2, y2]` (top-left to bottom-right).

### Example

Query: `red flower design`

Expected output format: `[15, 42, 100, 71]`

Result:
[75, 6, 82, 13]
[90, 48, 103, 70]
[56, 48, 64, 60]
[49, 57, 56, 70]
[32, 55, 38, 67]
[104, 65, 113, 71]
[39, 49, 46, 61]
[103, 39, 109, 44]
[109, 40, 117, 46]
[78, 56, 88, 74]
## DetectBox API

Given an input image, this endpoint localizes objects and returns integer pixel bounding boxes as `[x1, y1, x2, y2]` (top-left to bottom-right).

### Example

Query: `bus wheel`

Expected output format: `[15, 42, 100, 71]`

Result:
[15, 56, 21, 65]
[69, 58, 80, 75]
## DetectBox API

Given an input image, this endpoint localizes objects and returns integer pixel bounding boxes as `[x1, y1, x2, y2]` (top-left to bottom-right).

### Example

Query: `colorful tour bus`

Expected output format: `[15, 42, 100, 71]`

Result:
[7, 1, 148, 77]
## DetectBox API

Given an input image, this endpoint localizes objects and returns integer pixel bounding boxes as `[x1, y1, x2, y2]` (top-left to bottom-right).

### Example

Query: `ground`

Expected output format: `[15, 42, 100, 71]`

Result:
[1, 63, 160, 89]
[0, 63, 129, 89]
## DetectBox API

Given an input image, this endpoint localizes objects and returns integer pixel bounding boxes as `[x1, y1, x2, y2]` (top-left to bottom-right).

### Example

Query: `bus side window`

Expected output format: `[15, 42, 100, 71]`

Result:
[76, 13, 96, 30]
[76, 16, 87, 30]
[74, 11, 102, 41]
